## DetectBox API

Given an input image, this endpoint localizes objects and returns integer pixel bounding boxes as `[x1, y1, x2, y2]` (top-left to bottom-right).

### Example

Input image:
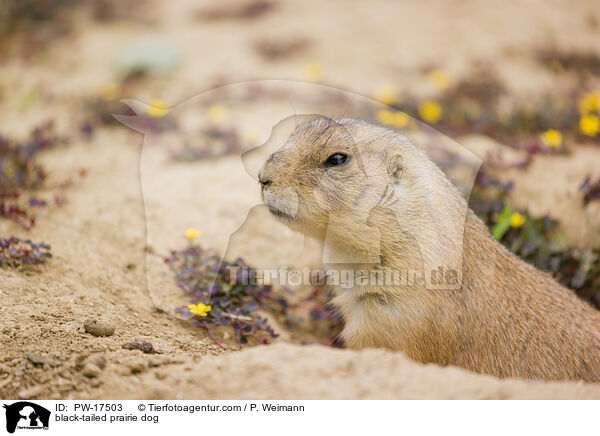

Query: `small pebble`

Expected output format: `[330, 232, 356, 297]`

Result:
[26, 352, 46, 366]
[83, 319, 116, 337]
[122, 341, 154, 354]
[82, 363, 102, 378]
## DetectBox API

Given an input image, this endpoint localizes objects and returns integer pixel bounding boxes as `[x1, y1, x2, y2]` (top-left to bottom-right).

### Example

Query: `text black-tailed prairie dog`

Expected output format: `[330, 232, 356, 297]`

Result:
[258, 117, 600, 382]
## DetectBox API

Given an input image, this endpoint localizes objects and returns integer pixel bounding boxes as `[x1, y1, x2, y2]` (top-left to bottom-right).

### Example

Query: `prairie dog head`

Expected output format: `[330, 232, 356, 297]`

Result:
[258, 117, 423, 258]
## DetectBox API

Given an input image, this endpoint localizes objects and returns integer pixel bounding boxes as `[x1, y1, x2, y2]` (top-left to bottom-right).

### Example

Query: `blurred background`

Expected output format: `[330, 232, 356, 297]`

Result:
[1, 0, 600, 399]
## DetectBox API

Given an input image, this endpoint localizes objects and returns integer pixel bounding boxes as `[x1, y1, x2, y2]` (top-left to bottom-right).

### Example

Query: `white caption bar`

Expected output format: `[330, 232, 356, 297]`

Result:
[0, 400, 596, 436]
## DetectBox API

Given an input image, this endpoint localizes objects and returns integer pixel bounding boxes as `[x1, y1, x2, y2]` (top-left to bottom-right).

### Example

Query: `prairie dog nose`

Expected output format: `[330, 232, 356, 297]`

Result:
[258, 155, 278, 187]
[258, 175, 272, 187]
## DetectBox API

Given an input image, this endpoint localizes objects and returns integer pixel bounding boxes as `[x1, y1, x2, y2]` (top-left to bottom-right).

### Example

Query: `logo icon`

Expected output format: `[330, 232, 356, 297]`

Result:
[3, 402, 50, 434]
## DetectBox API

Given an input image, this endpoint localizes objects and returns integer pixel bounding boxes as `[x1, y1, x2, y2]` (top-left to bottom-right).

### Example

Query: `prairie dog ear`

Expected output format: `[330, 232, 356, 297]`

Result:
[387, 153, 404, 182]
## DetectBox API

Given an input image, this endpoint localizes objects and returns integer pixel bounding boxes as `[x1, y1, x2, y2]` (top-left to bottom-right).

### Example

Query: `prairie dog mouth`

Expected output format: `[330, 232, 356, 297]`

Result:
[262, 187, 300, 222]
[267, 205, 295, 221]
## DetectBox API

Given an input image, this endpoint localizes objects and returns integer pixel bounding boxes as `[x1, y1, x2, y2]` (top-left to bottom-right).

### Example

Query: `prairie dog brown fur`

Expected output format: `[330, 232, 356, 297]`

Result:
[258, 117, 600, 382]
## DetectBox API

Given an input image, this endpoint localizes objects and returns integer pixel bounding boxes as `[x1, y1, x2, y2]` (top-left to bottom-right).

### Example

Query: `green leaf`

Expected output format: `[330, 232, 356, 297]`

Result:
[492, 201, 512, 240]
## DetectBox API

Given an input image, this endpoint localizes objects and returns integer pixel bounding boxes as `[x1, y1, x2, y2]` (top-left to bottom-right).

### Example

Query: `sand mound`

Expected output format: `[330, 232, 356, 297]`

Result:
[92, 343, 600, 400]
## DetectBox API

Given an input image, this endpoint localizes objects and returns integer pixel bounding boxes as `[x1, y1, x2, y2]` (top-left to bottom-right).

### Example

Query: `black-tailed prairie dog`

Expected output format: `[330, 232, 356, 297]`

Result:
[258, 117, 600, 382]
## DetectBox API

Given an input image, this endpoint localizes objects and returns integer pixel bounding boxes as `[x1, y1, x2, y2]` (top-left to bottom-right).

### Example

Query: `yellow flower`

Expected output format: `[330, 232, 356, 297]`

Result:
[419, 101, 443, 123]
[578, 92, 600, 115]
[374, 84, 399, 105]
[510, 212, 526, 228]
[185, 227, 201, 240]
[208, 105, 228, 124]
[540, 129, 562, 148]
[428, 69, 451, 91]
[580, 114, 599, 137]
[301, 62, 322, 82]
[376, 109, 394, 125]
[188, 303, 211, 317]
[375, 110, 410, 128]
[147, 99, 169, 118]
[391, 112, 410, 128]
[99, 82, 119, 101]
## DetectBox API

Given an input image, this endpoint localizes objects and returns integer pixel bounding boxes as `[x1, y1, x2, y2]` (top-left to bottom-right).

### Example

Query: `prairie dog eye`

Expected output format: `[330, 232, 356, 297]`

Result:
[324, 153, 350, 167]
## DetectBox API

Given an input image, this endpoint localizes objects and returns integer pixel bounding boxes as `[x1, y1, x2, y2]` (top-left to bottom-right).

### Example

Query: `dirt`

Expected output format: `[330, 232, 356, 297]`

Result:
[1, 0, 600, 400]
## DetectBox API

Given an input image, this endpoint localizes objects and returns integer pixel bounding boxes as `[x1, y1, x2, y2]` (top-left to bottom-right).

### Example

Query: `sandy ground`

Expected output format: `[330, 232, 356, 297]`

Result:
[1, 0, 600, 399]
